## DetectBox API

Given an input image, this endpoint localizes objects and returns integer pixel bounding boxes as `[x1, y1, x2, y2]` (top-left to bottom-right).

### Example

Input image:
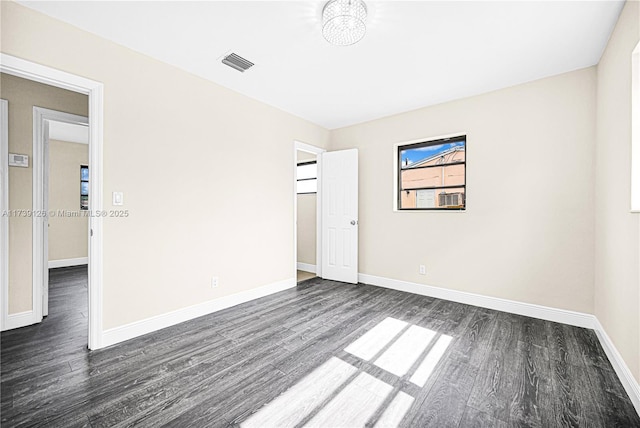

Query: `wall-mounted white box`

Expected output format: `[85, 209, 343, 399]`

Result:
[9, 153, 28, 167]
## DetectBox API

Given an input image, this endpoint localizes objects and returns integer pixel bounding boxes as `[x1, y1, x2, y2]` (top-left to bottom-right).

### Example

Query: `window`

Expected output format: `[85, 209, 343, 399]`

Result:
[397, 136, 466, 210]
[297, 160, 317, 194]
[80, 165, 89, 210]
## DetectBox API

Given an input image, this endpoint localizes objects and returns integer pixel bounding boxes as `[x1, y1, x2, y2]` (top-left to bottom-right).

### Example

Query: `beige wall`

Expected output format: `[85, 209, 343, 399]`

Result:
[297, 194, 316, 266]
[0, 73, 88, 314]
[297, 151, 317, 162]
[330, 67, 597, 314]
[48, 140, 89, 262]
[595, 0, 640, 383]
[1, 2, 330, 328]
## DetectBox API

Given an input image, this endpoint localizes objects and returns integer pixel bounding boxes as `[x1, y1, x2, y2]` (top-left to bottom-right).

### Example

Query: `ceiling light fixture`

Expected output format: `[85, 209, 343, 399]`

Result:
[322, 0, 368, 46]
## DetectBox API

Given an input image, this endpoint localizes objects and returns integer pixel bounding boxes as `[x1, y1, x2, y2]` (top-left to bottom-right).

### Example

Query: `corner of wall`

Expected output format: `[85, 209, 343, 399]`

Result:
[594, 0, 640, 384]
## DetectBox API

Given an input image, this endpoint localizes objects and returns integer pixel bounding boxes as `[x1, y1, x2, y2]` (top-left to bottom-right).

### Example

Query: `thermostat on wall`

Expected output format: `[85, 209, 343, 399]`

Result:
[9, 153, 29, 168]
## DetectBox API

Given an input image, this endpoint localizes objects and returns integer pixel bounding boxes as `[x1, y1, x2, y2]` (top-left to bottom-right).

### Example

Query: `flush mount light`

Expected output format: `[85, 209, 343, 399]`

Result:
[322, 0, 368, 46]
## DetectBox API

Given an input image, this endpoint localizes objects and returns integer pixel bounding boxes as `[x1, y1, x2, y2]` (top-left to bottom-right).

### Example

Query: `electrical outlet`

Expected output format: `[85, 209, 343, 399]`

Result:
[211, 276, 219, 288]
[419, 265, 426, 275]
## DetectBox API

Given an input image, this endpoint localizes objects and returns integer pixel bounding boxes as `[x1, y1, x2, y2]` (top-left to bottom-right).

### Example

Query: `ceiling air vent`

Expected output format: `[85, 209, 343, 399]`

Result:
[221, 53, 254, 73]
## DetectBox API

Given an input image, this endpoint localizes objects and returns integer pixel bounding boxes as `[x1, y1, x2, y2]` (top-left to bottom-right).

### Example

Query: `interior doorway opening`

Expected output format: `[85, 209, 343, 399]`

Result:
[41, 114, 90, 317]
[292, 142, 360, 286]
[0, 54, 104, 350]
[293, 141, 325, 284]
[296, 150, 318, 283]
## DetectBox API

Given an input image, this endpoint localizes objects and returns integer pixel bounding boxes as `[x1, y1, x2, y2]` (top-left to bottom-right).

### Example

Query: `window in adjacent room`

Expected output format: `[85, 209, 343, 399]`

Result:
[297, 160, 317, 194]
[397, 135, 466, 210]
[80, 165, 89, 210]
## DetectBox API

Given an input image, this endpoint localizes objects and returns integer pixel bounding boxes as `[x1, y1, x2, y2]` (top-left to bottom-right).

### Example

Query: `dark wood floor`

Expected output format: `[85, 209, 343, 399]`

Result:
[1, 267, 639, 427]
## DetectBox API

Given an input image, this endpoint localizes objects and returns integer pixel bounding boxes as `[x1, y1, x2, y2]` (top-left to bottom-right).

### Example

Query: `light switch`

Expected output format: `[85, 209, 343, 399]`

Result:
[112, 192, 124, 206]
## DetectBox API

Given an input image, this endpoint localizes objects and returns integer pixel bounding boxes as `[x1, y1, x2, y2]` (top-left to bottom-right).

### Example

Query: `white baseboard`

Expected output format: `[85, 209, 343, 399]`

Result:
[297, 262, 316, 274]
[358, 273, 640, 416]
[2, 310, 39, 331]
[358, 273, 594, 328]
[592, 318, 640, 414]
[101, 278, 296, 348]
[48, 257, 88, 269]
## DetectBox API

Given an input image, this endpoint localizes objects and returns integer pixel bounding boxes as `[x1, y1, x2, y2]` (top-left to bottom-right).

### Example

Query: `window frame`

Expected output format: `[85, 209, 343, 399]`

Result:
[80, 164, 89, 210]
[296, 160, 317, 195]
[396, 135, 467, 211]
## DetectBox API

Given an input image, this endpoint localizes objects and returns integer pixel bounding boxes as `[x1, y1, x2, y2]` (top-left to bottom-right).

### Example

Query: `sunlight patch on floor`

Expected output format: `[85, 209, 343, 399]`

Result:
[241, 316, 453, 428]
[344, 317, 407, 361]
[305, 372, 392, 427]
[410, 334, 453, 387]
[374, 391, 415, 428]
[374, 324, 436, 376]
[241, 357, 357, 428]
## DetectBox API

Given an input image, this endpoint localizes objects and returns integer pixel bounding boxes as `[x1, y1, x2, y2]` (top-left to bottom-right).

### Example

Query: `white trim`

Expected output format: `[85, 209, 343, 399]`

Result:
[102, 278, 296, 348]
[593, 318, 640, 414]
[295, 141, 326, 154]
[0, 99, 9, 331]
[3, 310, 39, 331]
[296, 262, 316, 274]
[359, 272, 640, 415]
[359, 273, 595, 328]
[0, 53, 105, 350]
[0, 54, 102, 95]
[88, 75, 105, 350]
[293, 141, 325, 282]
[48, 257, 88, 269]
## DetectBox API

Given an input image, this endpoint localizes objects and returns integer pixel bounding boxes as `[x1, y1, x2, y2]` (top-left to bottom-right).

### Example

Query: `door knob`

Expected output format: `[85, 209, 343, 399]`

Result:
[350, 220, 358, 225]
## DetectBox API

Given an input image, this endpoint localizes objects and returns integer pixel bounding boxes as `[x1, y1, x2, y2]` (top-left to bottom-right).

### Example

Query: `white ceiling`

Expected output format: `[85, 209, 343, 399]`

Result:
[20, 1, 624, 129]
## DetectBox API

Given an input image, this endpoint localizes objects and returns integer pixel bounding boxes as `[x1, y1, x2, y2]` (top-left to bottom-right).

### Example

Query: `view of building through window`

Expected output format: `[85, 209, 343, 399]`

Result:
[80, 165, 89, 210]
[398, 137, 466, 210]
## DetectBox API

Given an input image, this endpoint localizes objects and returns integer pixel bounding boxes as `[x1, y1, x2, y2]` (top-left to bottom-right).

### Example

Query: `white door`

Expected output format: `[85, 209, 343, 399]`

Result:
[321, 149, 358, 284]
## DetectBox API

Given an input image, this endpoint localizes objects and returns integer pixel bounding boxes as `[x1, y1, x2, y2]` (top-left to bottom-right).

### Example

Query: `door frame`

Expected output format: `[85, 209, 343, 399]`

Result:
[0, 53, 105, 350]
[34, 108, 89, 317]
[1, 99, 9, 331]
[293, 141, 325, 280]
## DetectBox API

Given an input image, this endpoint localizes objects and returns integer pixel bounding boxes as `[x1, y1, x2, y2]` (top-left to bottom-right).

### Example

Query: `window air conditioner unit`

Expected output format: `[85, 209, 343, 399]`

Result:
[439, 192, 464, 207]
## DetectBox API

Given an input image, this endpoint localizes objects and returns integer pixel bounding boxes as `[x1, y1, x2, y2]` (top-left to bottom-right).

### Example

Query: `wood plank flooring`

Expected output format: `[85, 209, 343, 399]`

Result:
[1, 267, 639, 427]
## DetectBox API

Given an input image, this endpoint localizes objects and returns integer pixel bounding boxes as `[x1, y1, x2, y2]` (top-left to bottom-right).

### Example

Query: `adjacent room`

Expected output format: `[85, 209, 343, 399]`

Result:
[297, 149, 319, 283]
[1, 1, 639, 426]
